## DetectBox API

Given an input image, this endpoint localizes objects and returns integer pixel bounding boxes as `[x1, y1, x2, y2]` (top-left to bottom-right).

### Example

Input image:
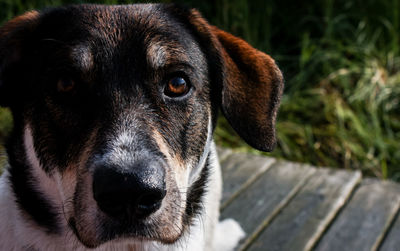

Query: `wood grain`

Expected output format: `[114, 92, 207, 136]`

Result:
[220, 152, 275, 208]
[221, 161, 316, 250]
[247, 168, 361, 251]
[314, 179, 400, 251]
[380, 211, 400, 251]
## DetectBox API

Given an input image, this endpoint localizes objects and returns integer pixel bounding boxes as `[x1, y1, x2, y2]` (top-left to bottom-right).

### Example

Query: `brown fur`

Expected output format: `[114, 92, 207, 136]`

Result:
[184, 9, 284, 151]
[0, 11, 39, 36]
[211, 25, 284, 151]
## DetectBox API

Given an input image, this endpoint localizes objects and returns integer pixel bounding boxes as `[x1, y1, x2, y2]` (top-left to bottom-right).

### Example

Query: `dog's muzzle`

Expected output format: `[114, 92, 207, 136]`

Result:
[92, 158, 166, 220]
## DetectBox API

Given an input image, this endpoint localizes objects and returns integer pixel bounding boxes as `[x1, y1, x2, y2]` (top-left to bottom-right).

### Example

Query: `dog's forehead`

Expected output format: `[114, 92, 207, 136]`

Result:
[39, 4, 203, 74]
[78, 4, 172, 42]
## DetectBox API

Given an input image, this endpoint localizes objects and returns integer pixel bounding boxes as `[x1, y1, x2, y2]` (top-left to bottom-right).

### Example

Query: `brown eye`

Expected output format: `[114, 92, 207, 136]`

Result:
[164, 77, 190, 97]
[57, 78, 75, 92]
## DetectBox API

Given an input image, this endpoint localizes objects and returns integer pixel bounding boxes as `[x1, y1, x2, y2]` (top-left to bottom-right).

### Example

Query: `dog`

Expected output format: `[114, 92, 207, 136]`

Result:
[0, 4, 283, 250]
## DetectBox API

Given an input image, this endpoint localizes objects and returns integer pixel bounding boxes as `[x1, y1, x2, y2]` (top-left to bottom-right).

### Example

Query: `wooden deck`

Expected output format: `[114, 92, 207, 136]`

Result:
[217, 148, 400, 251]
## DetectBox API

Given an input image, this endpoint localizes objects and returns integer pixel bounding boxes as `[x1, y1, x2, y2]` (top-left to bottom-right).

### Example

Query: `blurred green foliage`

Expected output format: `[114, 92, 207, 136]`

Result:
[0, 0, 399, 180]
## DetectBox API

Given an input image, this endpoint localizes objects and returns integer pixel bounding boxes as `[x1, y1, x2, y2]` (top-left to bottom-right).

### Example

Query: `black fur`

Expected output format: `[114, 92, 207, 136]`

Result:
[0, 3, 283, 248]
[1, 4, 215, 243]
[7, 129, 60, 234]
[184, 153, 210, 226]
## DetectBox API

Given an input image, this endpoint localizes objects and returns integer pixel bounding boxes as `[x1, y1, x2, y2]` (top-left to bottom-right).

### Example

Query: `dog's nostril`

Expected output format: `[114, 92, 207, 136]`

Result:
[136, 191, 166, 215]
[95, 196, 126, 217]
[93, 160, 166, 220]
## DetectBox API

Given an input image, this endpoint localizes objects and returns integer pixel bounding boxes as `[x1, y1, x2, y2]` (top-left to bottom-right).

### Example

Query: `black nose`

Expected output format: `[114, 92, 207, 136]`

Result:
[92, 159, 166, 219]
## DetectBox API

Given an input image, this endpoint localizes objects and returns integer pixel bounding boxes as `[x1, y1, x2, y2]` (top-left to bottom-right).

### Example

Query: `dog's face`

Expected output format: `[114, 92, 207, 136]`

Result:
[0, 4, 283, 248]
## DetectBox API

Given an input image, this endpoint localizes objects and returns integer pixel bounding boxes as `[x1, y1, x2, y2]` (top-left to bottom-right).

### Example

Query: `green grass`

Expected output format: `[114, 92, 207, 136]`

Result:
[214, 0, 400, 181]
[0, 0, 399, 180]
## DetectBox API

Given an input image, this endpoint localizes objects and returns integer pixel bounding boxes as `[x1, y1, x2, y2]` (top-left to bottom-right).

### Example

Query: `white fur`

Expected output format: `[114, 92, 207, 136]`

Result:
[213, 219, 246, 251]
[189, 115, 213, 185]
[0, 126, 244, 250]
[147, 42, 168, 69]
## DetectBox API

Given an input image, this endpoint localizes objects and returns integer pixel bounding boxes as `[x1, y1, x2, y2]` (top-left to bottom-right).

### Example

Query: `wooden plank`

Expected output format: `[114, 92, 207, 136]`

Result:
[247, 168, 361, 251]
[221, 161, 316, 249]
[216, 147, 233, 162]
[220, 152, 275, 207]
[315, 179, 400, 251]
[380, 210, 400, 251]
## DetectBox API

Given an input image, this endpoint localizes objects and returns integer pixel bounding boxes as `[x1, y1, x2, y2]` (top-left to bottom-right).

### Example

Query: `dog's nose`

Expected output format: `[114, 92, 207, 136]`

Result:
[92, 159, 166, 219]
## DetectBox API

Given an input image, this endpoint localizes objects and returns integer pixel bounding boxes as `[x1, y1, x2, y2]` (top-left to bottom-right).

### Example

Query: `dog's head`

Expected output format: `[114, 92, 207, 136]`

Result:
[0, 4, 283, 247]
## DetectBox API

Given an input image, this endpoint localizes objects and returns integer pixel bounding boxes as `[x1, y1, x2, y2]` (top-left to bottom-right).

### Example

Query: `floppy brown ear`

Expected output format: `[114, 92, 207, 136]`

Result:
[181, 8, 284, 152]
[0, 11, 39, 107]
[211, 26, 284, 151]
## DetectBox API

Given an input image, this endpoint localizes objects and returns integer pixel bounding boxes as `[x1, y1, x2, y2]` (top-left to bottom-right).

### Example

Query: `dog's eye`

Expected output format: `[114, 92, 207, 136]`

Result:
[164, 77, 190, 97]
[57, 78, 75, 93]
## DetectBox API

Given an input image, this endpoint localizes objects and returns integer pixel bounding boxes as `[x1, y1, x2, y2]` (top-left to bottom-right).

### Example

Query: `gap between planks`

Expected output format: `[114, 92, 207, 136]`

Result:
[238, 163, 316, 250]
[219, 151, 276, 210]
[217, 148, 400, 251]
[245, 168, 361, 251]
[379, 205, 400, 251]
[314, 179, 400, 251]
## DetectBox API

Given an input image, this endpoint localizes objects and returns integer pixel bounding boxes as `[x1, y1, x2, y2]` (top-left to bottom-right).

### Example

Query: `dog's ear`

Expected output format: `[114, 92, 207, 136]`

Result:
[0, 11, 39, 107]
[184, 9, 284, 152]
[211, 26, 284, 151]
